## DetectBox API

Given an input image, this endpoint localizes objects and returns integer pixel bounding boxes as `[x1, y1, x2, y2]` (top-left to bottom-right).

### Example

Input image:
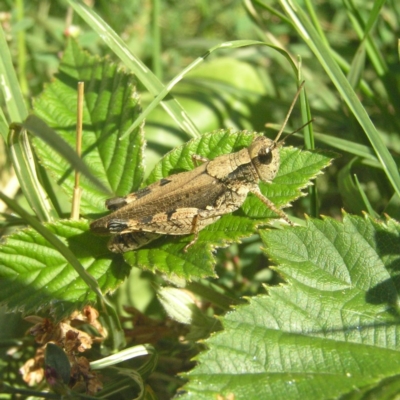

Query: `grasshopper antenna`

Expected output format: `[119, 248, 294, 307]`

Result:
[277, 118, 314, 145]
[274, 81, 305, 144]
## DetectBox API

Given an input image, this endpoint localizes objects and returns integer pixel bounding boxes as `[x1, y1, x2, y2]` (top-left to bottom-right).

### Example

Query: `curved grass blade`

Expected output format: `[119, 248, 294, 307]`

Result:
[121, 40, 301, 140]
[90, 345, 156, 370]
[279, 0, 400, 198]
[311, 132, 377, 163]
[66, 0, 200, 139]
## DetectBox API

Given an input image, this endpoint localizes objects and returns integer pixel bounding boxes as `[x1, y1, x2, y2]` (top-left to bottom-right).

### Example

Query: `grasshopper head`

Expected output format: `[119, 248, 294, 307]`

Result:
[248, 136, 281, 183]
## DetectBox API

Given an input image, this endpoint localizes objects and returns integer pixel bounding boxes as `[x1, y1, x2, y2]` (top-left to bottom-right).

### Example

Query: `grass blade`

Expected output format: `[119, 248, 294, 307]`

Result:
[8, 124, 58, 221]
[0, 25, 27, 126]
[23, 115, 110, 195]
[66, 0, 200, 139]
[1, 25, 58, 221]
[279, 0, 400, 198]
[122, 39, 301, 139]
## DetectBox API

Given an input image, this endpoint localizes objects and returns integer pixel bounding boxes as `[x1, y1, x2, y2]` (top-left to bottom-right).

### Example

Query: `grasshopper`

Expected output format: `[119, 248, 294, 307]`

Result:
[90, 83, 306, 253]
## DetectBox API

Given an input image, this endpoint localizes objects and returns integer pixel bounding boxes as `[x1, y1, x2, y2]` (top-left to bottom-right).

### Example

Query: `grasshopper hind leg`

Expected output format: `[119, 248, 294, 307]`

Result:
[108, 232, 161, 253]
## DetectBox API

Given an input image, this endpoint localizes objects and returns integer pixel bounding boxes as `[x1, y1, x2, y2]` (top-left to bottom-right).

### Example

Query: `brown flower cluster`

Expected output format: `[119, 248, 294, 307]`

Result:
[20, 306, 105, 395]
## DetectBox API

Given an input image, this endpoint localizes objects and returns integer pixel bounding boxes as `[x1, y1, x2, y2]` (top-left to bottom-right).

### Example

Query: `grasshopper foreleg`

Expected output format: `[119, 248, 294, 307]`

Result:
[249, 186, 293, 226]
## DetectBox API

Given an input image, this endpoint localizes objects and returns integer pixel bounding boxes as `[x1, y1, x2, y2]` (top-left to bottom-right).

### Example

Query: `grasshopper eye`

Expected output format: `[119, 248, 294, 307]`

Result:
[248, 137, 280, 182]
[258, 148, 273, 165]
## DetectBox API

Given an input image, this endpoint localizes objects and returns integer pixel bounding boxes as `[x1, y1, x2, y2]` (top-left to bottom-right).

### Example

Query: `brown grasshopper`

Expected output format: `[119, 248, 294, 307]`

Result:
[90, 83, 306, 253]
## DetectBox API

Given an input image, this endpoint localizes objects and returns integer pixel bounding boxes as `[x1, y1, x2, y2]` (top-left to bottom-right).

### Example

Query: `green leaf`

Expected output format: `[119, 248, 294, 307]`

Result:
[32, 39, 144, 215]
[0, 220, 129, 318]
[242, 146, 335, 219]
[343, 374, 400, 399]
[45, 343, 71, 385]
[181, 214, 400, 399]
[124, 130, 334, 278]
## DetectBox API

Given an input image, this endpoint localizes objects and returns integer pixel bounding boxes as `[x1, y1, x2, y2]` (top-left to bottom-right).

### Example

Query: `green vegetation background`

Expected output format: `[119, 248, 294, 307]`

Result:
[1, 1, 400, 399]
